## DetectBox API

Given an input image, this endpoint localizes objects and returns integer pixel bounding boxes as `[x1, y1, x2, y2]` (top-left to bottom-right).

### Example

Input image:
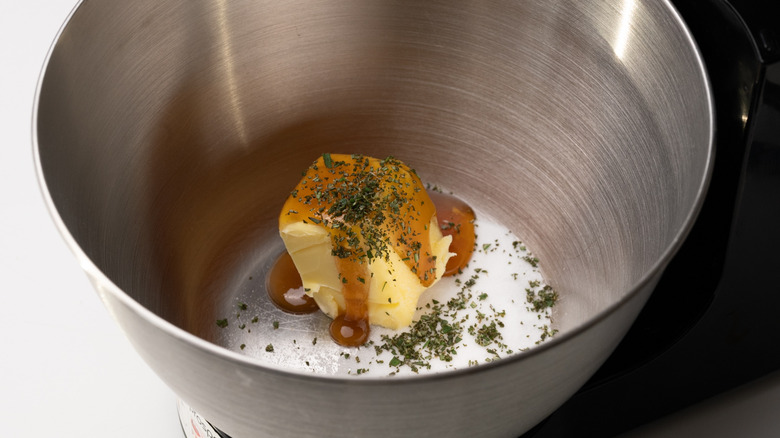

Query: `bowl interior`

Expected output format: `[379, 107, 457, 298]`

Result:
[36, 0, 711, 373]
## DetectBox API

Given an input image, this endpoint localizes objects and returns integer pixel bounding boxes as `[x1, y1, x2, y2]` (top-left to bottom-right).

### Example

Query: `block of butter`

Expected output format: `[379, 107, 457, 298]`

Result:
[279, 154, 452, 330]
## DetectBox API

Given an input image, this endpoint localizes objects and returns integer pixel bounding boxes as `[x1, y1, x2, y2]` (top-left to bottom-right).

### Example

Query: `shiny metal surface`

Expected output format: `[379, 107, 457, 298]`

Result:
[34, 0, 712, 436]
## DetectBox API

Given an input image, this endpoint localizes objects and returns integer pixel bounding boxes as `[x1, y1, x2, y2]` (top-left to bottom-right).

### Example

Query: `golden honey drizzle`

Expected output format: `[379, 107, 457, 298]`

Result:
[266, 251, 319, 314]
[329, 257, 371, 346]
[429, 191, 477, 276]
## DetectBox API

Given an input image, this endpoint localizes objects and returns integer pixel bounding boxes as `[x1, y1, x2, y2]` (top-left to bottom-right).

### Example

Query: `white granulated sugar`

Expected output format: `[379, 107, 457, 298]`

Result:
[229, 213, 559, 377]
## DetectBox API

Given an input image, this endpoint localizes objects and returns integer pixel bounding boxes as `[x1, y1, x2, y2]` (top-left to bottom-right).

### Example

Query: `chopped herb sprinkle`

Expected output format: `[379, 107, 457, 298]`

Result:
[221, 186, 558, 375]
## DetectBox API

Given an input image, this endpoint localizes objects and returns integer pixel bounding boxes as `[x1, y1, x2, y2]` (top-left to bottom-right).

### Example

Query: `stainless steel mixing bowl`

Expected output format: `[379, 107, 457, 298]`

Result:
[34, 0, 713, 436]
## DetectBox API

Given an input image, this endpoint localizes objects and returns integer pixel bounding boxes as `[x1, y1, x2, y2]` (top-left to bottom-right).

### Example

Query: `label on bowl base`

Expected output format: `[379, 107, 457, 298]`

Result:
[177, 399, 225, 438]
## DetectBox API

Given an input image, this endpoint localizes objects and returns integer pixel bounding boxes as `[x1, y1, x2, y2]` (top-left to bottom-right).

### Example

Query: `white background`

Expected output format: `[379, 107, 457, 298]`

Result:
[1, 1, 778, 437]
[0, 1, 180, 437]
